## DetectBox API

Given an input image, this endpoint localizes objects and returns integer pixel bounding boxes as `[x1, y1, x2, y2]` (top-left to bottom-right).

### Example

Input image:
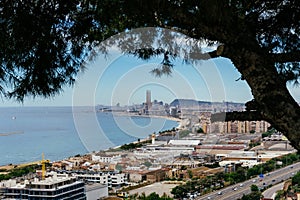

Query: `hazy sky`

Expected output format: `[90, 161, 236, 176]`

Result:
[2, 50, 300, 107]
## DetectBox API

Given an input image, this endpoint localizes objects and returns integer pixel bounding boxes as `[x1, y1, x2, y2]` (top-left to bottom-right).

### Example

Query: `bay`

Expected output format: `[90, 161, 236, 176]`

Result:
[0, 106, 178, 166]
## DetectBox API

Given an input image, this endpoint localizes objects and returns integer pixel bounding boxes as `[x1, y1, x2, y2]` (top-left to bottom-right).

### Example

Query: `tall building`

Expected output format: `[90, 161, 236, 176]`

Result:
[0, 173, 86, 199]
[146, 90, 151, 110]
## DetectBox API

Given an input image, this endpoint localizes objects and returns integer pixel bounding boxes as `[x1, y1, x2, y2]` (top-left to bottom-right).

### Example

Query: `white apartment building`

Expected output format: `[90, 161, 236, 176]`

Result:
[91, 153, 121, 163]
[75, 172, 127, 188]
[0, 173, 86, 199]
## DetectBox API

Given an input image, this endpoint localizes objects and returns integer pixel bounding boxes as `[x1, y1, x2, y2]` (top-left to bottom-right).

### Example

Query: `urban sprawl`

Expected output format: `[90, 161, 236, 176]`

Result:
[1, 91, 300, 200]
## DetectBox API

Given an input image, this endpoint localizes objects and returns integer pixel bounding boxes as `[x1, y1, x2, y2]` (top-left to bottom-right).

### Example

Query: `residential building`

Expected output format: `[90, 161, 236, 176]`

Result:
[91, 153, 121, 163]
[0, 173, 86, 199]
[75, 172, 127, 188]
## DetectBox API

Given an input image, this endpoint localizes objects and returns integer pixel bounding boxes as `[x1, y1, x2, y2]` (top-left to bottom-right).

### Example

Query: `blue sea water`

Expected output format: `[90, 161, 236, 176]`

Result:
[0, 106, 178, 166]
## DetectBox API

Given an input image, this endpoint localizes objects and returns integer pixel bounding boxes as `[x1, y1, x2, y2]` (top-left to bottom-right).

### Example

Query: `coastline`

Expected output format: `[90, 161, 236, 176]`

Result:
[109, 111, 182, 123]
[0, 110, 181, 168]
[101, 112, 183, 152]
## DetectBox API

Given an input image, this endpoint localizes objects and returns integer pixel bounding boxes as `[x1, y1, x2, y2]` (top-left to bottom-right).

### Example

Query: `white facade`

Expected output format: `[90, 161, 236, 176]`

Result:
[76, 173, 110, 185]
[91, 154, 121, 163]
[111, 173, 127, 186]
[168, 139, 201, 146]
[75, 172, 127, 188]
[0, 173, 86, 200]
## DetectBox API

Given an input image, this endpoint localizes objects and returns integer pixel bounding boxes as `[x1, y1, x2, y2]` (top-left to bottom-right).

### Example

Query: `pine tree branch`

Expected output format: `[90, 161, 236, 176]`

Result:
[211, 111, 264, 123]
[271, 51, 300, 63]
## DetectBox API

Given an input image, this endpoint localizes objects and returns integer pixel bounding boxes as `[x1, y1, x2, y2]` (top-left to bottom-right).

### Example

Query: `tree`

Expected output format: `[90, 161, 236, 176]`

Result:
[1, 1, 300, 149]
[292, 171, 300, 185]
[197, 128, 204, 133]
[240, 191, 262, 200]
[250, 184, 259, 192]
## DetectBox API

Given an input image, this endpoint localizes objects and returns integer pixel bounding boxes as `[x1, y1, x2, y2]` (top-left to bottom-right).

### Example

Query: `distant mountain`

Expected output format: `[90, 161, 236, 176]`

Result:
[170, 99, 205, 107]
[169, 99, 245, 110]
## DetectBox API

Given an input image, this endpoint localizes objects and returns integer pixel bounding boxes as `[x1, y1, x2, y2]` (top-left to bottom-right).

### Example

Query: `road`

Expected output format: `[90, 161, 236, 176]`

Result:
[262, 182, 284, 199]
[196, 162, 300, 200]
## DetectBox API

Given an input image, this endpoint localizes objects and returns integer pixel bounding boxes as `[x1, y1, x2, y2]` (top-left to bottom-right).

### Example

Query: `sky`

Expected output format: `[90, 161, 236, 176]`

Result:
[2, 50, 300, 107]
[1, 29, 300, 108]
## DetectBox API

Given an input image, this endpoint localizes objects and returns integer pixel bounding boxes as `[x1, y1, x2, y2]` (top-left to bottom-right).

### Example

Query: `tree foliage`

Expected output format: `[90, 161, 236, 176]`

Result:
[1, 1, 300, 148]
[0, 164, 38, 181]
[251, 184, 259, 192]
[239, 191, 262, 200]
[292, 171, 300, 185]
[133, 192, 173, 200]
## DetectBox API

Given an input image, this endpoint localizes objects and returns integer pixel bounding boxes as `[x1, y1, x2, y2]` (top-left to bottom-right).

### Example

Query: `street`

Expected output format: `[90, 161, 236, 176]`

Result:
[196, 162, 300, 200]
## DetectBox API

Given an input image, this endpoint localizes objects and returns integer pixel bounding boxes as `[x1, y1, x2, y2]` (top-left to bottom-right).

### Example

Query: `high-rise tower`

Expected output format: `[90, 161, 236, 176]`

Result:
[146, 90, 151, 109]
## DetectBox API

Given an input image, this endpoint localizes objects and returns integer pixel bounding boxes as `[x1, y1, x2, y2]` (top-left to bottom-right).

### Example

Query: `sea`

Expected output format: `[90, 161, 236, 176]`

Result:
[0, 106, 179, 166]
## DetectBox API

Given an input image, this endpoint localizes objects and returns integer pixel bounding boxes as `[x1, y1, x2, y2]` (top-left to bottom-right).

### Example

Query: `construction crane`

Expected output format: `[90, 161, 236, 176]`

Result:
[15, 153, 50, 180]
[41, 153, 46, 180]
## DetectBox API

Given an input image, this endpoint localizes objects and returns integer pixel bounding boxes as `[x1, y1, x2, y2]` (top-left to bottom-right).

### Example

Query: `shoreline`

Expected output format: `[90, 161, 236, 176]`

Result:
[109, 111, 182, 122]
[0, 112, 182, 169]
[101, 112, 183, 152]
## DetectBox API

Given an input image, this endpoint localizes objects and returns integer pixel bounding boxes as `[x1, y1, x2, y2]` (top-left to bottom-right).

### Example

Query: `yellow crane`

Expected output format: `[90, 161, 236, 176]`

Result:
[15, 153, 50, 180]
[41, 153, 46, 180]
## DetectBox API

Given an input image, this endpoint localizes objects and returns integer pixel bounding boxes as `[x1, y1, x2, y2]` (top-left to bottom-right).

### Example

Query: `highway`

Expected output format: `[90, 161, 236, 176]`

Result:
[196, 161, 300, 200]
[262, 182, 284, 199]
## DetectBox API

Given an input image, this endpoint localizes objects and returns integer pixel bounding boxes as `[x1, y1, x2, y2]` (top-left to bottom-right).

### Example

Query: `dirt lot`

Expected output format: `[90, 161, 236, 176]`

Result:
[128, 181, 179, 197]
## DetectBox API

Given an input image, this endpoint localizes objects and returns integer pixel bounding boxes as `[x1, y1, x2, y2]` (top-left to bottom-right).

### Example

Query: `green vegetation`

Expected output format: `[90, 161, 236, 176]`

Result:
[171, 153, 300, 198]
[129, 192, 173, 200]
[196, 128, 204, 133]
[248, 142, 261, 148]
[119, 139, 151, 151]
[224, 166, 247, 184]
[187, 170, 193, 179]
[275, 190, 285, 200]
[239, 191, 262, 200]
[0, 165, 38, 181]
[178, 130, 191, 138]
[292, 171, 300, 185]
[262, 128, 276, 138]
[251, 184, 259, 192]
[158, 127, 176, 135]
[171, 174, 224, 198]
[247, 153, 300, 178]
[120, 142, 143, 150]
[143, 161, 152, 168]
[275, 171, 300, 200]
[1, 0, 300, 151]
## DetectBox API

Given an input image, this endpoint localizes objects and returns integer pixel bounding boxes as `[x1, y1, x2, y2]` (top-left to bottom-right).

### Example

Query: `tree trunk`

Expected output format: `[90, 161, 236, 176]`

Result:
[227, 47, 300, 150]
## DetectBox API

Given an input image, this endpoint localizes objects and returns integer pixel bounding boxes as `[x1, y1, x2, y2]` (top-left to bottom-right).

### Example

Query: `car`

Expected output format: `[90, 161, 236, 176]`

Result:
[291, 166, 294, 169]
[240, 183, 244, 187]
[252, 179, 256, 183]
[272, 179, 276, 182]
[218, 191, 222, 195]
[207, 197, 211, 200]
[233, 187, 237, 191]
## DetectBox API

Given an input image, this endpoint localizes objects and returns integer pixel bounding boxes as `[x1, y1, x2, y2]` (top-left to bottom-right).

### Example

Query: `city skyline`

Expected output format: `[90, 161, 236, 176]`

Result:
[2, 51, 300, 107]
